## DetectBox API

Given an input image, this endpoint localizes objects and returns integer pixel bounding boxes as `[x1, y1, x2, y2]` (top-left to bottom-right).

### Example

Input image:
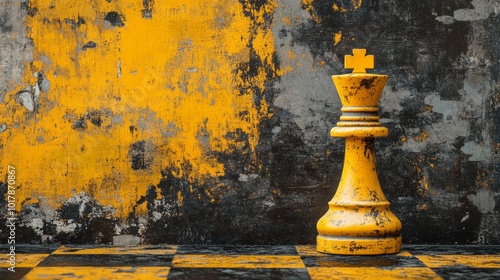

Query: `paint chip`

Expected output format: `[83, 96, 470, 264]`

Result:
[117, 59, 122, 78]
[453, 0, 497, 21]
[86, 110, 102, 127]
[272, 126, 282, 134]
[64, 17, 85, 28]
[141, 0, 154, 19]
[467, 190, 496, 214]
[435, 15, 456, 25]
[82, 41, 97, 51]
[461, 212, 469, 222]
[16, 90, 35, 111]
[72, 118, 87, 131]
[104, 12, 125, 27]
[128, 140, 152, 170]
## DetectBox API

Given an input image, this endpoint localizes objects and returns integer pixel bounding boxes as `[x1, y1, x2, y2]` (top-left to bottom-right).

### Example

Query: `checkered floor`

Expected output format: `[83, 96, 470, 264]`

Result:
[1, 244, 499, 279]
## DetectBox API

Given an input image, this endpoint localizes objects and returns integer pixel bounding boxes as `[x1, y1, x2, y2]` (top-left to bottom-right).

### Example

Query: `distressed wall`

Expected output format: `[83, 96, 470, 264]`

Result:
[0, 0, 499, 245]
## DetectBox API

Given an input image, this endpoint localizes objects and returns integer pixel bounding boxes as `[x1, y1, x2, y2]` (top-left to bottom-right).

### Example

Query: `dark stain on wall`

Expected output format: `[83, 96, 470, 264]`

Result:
[0, 11, 13, 33]
[67, 109, 110, 130]
[141, 0, 155, 19]
[72, 117, 87, 131]
[104, 12, 125, 27]
[86, 110, 102, 127]
[129, 140, 151, 170]
[64, 17, 85, 29]
[82, 41, 97, 51]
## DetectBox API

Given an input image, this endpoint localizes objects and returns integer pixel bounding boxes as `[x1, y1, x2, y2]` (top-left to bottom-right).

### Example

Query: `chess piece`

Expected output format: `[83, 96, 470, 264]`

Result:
[316, 49, 402, 255]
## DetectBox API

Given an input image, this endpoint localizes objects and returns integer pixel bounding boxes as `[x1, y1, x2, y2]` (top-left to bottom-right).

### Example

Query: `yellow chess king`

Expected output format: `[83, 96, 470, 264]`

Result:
[316, 49, 402, 255]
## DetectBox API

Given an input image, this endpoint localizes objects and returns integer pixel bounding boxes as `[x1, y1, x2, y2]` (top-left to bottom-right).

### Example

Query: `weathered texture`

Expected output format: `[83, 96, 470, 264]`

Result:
[0, 0, 499, 245]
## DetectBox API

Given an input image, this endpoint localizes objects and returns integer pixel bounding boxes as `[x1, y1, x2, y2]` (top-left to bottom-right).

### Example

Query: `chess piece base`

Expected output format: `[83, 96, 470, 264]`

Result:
[317, 235, 402, 255]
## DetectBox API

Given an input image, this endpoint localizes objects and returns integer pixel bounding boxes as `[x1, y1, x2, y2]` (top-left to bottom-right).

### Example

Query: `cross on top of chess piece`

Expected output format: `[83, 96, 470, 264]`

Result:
[344, 48, 374, 73]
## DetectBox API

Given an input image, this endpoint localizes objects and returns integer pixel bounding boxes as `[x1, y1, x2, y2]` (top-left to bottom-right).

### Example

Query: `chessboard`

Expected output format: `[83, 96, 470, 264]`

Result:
[1, 244, 499, 279]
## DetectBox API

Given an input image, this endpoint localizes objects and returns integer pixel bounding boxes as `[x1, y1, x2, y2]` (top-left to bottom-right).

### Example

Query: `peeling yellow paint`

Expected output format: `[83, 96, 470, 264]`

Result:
[420, 176, 430, 192]
[177, 190, 184, 206]
[301, 0, 321, 23]
[351, 0, 363, 10]
[414, 160, 434, 196]
[282, 15, 293, 26]
[0, 0, 279, 217]
[333, 31, 342, 46]
[333, 0, 363, 13]
[135, 199, 148, 217]
[415, 130, 429, 142]
[417, 204, 428, 211]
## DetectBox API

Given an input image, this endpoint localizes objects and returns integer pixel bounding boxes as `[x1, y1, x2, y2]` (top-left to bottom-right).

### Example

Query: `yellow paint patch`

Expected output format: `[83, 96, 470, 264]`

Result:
[351, 0, 363, 10]
[282, 15, 293, 26]
[334, 31, 342, 46]
[307, 267, 442, 280]
[295, 245, 327, 256]
[177, 190, 184, 206]
[421, 176, 430, 190]
[416, 255, 500, 269]
[417, 204, 428, 211]
[0, 254, 49, 268]
[0, 0, 278, 217]
[333, 1, 363, 13]
[397, 251, 414, 257]
[415, 130, 430, 142]
[23, 267, 170, 280]
[172, 254, 305, 269]
[301, 0, 321, 23]
[52, 245, 177, 255]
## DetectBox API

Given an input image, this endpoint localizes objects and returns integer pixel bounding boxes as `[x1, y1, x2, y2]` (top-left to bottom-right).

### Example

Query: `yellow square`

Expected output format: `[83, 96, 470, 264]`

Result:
[0, 254, 49, 268]
[22, 267, 170, 280]
[172, 254, 305, 269]
[307, 267, 442, 280]
[295, 245, 326, 256]
[416, 255, 500, 269]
